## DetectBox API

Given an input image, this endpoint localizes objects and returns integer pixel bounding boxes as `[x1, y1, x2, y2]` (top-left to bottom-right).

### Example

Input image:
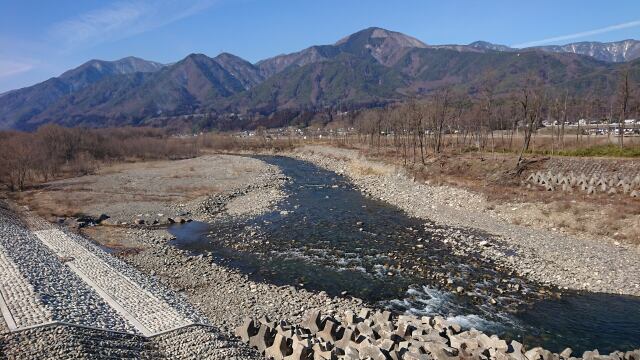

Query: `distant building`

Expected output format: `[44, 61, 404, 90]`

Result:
[624, 119, 637, 125]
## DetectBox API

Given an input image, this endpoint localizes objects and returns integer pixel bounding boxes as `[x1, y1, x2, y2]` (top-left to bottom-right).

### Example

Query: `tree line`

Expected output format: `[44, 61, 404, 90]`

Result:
[1, 71, 637, 191]
[0, 125, 200, 191]
[349, 72, 639, 167]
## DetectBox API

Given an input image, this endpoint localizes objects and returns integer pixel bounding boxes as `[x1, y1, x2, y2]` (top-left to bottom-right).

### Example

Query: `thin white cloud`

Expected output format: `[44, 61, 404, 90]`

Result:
[513, 19, 640, 48]
[49, 0, 218, 49]
[50, 2, 147, 46]
[0, 59, 35, 78]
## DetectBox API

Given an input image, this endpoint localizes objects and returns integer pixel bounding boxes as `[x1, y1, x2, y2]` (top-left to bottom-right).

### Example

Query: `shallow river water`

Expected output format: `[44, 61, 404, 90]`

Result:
[169, 156, 640, 353]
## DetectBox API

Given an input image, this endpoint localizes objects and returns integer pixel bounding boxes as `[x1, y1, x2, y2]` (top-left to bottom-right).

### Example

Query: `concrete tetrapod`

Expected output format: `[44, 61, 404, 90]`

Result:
[238, 308, 640, 360]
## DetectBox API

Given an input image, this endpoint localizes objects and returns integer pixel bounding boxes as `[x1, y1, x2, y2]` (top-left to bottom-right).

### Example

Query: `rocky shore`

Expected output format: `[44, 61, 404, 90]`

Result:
[5, 151, 639, 358]
[188, 168, 287, 222]
[236, 309, 640, 360]
[117, 227, 364, 335]
[74, 171, 362, 333]
[290, 146, 640, 297]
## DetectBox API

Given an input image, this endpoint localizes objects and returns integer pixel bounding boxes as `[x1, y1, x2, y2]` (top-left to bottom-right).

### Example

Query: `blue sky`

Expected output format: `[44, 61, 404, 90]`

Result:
[2, 0, 640, 92]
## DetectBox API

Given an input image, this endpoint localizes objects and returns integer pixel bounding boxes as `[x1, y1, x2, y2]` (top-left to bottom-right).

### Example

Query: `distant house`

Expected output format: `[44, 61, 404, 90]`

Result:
[578, 119, 588, 125]
[624, 119, 637, 125]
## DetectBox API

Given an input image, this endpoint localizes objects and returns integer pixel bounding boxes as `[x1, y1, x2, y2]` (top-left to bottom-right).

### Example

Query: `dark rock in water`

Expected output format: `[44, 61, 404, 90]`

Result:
[72, 214, 110, 228]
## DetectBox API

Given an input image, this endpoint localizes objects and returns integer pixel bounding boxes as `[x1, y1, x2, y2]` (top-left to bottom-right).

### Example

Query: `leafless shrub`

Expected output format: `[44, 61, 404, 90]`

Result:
[0, 125, 200, 191]
[198, 133, 296, 153]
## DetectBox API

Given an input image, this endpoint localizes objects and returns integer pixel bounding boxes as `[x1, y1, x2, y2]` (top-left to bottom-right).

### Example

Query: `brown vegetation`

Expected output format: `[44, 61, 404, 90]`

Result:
[197, 132, 298, 153]
[340, 72, 639, 167]
[0, 125, 200, 191]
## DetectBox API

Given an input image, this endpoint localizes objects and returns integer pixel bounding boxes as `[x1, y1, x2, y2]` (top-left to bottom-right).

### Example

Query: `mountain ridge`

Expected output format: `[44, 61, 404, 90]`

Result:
[2, 27, 639, 130]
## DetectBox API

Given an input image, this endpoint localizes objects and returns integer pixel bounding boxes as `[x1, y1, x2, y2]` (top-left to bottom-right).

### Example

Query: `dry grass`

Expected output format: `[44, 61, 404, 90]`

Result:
[348, 160, 393, 176]
[12, 190, 83, 218]
[81, 226, 146, 254]
[343, 144, 640, 245]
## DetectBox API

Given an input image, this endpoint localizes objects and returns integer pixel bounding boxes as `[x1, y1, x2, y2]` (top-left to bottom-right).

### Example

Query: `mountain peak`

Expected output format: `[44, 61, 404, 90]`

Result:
[215, 52, 251, 63]
[57, 56, 164, 93]
[531, 39, 640, 62]
[335, 27, 427, 48]
[333, 27, 427, 66]
[184, 53, 210, 60]
[468, 41, 513, 52]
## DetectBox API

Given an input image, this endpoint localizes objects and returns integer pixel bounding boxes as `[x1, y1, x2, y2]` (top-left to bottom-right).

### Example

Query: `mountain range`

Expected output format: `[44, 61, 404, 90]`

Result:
[1, 27, 639, 130]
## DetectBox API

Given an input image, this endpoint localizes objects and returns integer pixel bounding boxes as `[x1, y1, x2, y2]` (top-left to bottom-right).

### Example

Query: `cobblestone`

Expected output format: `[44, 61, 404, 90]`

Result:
[0, 242, 52, 329]
[34, 228, 192, 335]
[0, 215, 133, 332]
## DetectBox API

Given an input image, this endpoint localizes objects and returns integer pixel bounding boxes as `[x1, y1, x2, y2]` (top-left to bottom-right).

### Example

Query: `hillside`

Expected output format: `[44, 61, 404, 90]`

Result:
[1, 27, 639, 130]
[0, 57, 164, 130]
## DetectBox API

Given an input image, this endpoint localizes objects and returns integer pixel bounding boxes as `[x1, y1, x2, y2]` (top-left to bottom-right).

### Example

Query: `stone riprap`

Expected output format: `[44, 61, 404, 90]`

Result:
[1, 323, 260, 359]
[0, 203, 259, 358]
[238, 309, 640, 360]
[34, 228, 193, 335]
[544, 157, 640, 180]
[0, 242, 52, 329]
[22, 210, 210, 325]
[153, 325, 260, 359]
[58, 227, 210, 325]
[0, 216, 134, 333]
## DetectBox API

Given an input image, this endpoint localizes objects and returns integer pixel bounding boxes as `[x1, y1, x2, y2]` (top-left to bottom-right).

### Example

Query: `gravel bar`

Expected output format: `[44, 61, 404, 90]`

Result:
[291, 146, 640, 297]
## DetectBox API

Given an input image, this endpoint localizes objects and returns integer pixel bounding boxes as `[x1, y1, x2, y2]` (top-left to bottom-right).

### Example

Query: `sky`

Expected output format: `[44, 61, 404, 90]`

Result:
[2, 0, 640, 92]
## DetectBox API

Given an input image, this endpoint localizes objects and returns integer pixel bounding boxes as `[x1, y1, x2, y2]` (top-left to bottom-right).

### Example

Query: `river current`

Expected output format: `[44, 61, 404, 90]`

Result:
[170, 156, 640, 353]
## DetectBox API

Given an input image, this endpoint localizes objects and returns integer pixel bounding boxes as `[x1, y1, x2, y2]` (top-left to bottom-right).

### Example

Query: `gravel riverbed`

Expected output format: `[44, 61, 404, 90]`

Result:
[290, 146, 640, 297]
[81, 162, 362, 335]
[4, 151, 639, 357]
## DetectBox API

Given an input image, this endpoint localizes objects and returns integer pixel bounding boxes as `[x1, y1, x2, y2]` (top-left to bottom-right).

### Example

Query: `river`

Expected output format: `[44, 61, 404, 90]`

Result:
[169, 155, 640, 353]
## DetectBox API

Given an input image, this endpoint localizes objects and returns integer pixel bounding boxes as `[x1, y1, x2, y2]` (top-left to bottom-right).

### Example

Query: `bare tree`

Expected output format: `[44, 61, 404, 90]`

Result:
[616, 68, 632, 148]
[0, 133, 33, 191]
[432, 89, 451, 154]
[516, 79, 545, 168]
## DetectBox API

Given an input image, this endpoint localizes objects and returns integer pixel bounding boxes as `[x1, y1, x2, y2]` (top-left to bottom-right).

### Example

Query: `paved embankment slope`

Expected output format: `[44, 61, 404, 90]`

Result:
[0, 202, 258, 359]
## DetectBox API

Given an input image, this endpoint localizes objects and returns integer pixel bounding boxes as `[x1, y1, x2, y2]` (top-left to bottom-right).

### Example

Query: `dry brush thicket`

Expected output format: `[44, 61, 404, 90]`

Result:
[337, 74, 640, 166]
[2, 73, 639, 190]
[0, 126, 200, 191]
